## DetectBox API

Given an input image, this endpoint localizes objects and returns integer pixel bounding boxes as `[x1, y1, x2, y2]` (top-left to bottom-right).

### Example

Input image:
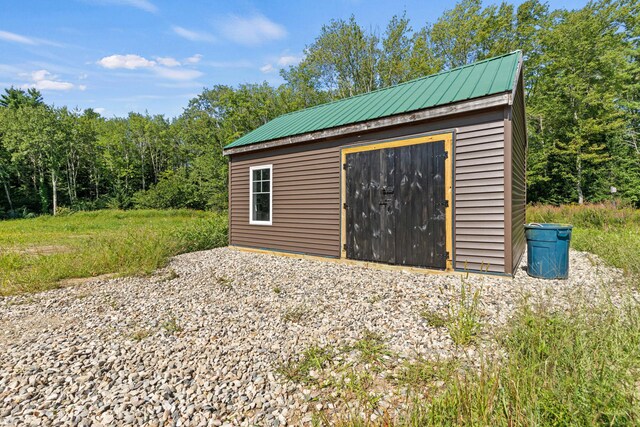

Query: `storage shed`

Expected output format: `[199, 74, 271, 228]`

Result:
[223, 50, 527, 276]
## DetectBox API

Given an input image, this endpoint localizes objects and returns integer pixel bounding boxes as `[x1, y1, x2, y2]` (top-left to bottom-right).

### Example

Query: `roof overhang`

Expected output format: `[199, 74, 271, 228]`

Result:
[223, 91, 512, 156]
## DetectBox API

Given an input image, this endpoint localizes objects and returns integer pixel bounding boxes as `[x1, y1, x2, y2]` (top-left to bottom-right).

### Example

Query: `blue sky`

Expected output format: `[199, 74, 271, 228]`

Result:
[0, 0, 588, 118]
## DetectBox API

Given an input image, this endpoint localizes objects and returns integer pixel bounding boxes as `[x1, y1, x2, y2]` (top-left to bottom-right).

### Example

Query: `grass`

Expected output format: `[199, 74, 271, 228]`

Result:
[420, 307, 448, 328]
[279, 331, 390, 386]
[446, 283, 482, 346]
[216, 275, 233, 289]
[283, 304, 309, 323]
[130, 328, 152, 341]
[278, 344, 335, 384]
[161, 315, 183, 334]
[398, 299, 640, 426]
[351, 330, 390, 367]
[336, 369, 381, 411]
[526, 202, 640, 229]
[421, 283, 483, 346]
[322, 295, 640, 427]
[395, 357, 458, 392]
[0, 209, 227, 295]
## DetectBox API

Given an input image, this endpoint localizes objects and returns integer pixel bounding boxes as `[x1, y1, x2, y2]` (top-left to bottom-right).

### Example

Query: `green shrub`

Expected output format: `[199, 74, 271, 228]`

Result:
[133, 169, 199, 210]
[132, 165, 228, 211]
[173, 212, 228, 253]
[106, 186, 133, 210]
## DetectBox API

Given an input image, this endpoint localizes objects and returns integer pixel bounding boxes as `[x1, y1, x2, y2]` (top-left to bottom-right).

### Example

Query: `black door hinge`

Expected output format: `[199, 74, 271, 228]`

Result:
[343, 203, 348, 210]
[445, 251, 450, 259]
[343, 163, 347, 170]
[343, 243, 347, 251]
[444, 151, 449, 159]
[440, 200, 449, 208]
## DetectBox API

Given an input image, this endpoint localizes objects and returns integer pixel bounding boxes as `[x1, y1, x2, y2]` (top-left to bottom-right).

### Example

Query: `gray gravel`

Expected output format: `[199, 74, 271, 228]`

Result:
[0, 247, 630, 426]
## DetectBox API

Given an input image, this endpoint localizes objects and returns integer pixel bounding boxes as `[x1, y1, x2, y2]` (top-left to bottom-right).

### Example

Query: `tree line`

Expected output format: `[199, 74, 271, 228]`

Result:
[0, 0, 638, 217]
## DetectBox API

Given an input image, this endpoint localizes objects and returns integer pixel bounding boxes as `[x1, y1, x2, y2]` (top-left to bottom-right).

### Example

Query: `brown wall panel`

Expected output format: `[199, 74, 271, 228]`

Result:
[457, 178, 505, 188]
[457, 148, 504, 160]
[229, 107, 507, 272]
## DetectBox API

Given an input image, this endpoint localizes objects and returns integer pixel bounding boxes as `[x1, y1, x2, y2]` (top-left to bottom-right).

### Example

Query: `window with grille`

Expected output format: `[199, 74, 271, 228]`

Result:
[249, 165, 272, 225]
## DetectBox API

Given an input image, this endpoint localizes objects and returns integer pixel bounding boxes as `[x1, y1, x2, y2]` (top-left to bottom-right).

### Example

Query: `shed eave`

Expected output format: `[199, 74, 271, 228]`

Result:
[223, 92, 511, 156]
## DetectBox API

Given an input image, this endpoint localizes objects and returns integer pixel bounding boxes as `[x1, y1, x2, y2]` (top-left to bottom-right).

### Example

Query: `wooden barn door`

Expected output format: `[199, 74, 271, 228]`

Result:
[344, 140, 447, 269]
[345, 149, 396, 264]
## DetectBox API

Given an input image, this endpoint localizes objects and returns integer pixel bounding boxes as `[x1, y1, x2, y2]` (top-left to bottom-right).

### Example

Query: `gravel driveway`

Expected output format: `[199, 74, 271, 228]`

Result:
[0, 247, 627, 426]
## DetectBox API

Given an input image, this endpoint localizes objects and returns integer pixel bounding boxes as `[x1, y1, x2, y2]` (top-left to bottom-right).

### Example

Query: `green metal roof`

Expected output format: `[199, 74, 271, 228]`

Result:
[225, 51, 521, 150]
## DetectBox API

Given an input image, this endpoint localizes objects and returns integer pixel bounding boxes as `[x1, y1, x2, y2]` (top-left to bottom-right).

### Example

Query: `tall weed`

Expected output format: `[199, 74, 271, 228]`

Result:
[527, 202, 640, 229]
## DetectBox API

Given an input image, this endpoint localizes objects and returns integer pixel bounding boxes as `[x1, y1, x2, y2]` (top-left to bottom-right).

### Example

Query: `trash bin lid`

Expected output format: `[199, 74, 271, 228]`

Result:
[524, 223, 573, 230]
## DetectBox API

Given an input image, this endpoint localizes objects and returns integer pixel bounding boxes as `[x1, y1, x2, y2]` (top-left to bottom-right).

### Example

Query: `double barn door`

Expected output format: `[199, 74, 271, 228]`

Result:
[344, 140, 448, 269]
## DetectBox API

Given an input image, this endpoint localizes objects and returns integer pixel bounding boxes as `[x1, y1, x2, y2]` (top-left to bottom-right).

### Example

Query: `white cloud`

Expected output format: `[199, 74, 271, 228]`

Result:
[0, 30, 36, 45]
[172, 26, 215, 43]
[219, 14, 286, 46]
[97, 53, 203, 81]
[121, 0, 157, 12]
[31, 70, 50, 81]
[153, 67, 203, 81]
[260, 64, 275, 73]
[184, 54, 203, 64]
[207, 60, 252, 68]
[260, 54, 301, 74]
[156, 57, 180, 67]
[277, 54, 301, 67]
[86, 0, 157, 13]
[35, 80, 74, 91]
[157, 81, 204, 89]
[97, 54, 156, 69]
[22, 69, 79, 91]
[0, 30, 61, 47]
[94, 107, 106, 115]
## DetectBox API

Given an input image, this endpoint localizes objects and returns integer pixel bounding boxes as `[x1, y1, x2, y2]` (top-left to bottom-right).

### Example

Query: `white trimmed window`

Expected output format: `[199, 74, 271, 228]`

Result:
[249, 165, 272, 225]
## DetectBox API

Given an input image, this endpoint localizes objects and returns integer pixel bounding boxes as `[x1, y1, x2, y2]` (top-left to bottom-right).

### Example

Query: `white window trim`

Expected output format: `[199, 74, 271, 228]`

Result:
[249, 164, 273, 225]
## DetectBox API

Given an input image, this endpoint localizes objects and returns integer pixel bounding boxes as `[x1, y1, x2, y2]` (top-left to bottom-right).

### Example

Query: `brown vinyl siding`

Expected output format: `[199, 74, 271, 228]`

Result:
[229, 107, 507, 273]
[454, 119, 505, 273]
[510, 72, 527, 273]
[230, 141, 342, 257]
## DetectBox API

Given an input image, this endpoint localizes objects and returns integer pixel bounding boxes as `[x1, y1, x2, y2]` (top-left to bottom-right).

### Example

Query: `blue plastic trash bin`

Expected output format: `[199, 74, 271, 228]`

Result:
[524, 223, 573, 279]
